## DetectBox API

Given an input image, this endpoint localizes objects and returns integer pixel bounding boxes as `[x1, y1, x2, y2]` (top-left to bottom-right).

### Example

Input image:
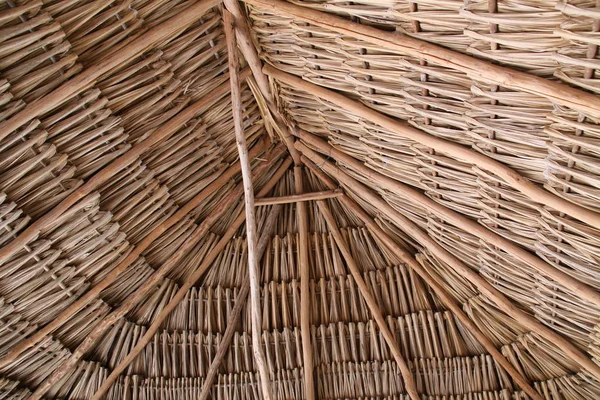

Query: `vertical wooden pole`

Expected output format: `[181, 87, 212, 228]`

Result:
[224, 10, 273, 400]
[294, 166, 315, 400]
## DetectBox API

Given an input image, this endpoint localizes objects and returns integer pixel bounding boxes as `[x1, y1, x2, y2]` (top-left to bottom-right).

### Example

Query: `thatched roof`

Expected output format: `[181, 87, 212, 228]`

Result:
[1, 0, 600, 399]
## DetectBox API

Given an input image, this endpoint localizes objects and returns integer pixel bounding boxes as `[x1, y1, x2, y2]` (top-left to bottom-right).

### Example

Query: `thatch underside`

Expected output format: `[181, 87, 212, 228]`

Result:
[1, 0, 600, 399]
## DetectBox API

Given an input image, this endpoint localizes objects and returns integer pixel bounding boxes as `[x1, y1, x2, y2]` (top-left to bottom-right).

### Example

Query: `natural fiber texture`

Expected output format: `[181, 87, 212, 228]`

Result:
[2, 0, 600, 399]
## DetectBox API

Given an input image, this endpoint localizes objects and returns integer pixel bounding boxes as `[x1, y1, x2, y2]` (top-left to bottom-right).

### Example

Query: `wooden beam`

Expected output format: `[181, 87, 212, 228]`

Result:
[243, 0, 600, 116]
[0, 68, 251, 265]
[223, 0, 301, 164]
[198, 203, 282, 400]
[255, 189, 342, 206]
[264, 65, 600, 231]
[92, 157, 293, 400]
[303, 157, 543, 400]
[298, 142, 600, 382]
[294, 166, 315, 400]
[316, 199, 419, 400]
[0, 136, 267, 370]
[29, 146, 286, 400]
[294, 130, 600, 308]
[224, 10, 272, 400]
[0, 0, 223, 143]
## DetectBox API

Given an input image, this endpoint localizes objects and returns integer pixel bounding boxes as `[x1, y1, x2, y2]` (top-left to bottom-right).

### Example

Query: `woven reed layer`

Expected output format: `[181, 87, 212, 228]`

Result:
[246, 0, 600, 399]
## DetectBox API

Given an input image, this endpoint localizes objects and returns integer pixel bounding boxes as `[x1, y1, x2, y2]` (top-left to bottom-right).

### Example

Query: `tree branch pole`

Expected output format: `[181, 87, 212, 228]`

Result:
[302, 157, 544, 400]
[243, 0, 600, 116]
[264, 65, 600, 231]
[0, 68, 251, 265]
[224, 10, 272, 400]
[91, 157, 293, 400]
[316, 199, 420, 400]
[297, 142, 600, 382]
[293, 129, 600, 308]
[255, 189, 342, 206]
[0, 134, 266, 369]
[294, 166, 316, 400]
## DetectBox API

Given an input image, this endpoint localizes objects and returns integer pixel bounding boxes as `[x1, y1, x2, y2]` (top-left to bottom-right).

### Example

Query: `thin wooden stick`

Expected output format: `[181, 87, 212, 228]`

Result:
[294, 166, 316, 400]
[0, 134, 266, 369]
[223, 0, 301, 164]
[90, 157, 293, 400]
[264, 65, 600, 231]
[316, 199, 419, 400]
[0, 68, 251, 265]
[244, 0, 600, 116]
[29, 145, 286, 400]
[255, 189, 342, 206]
[224, 10, 272, 400]
[294, 130, 600, 308]
[0, 0, 222, 143]
[197, 203, 283, 400]
[303, 157, 544, 400]
[298, 142, 600, 382]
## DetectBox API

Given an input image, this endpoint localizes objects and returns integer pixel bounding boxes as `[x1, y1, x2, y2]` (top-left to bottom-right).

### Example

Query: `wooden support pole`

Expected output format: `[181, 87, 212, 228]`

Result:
[294, 130, 600, 308]
[197, 203, 283, 400]
[93, 157, 293, 400]
[263, 65, 600, 231]
[244, 0, 600, 116]
[255, 189, 342, 206]
[0, 0, 223, 143]
[294, 166, 316, 400]
[298, 142, 600, 382]
[222, 0, 301, 164]
[302, 157, 544, 400]
[224, 10, 272, 400]
[316, 200, 419, 400]
[29, 146, 286, 400]
[0, 135, 266, 369]
[0, 68, 251, 265]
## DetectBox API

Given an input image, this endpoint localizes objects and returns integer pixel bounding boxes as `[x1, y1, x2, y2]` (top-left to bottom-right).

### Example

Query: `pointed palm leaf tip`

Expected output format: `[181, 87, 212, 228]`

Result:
[1, 0, 600, 399]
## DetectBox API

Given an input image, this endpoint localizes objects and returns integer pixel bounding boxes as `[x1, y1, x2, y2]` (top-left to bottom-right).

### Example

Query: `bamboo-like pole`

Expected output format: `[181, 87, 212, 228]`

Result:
[255, 189, 342, 206]
[0, 0, 222, 143]
[91, 157, 293, 400]
[0, 136, 266, 369]
[222, 0, 301, 164]
[244, 0, 600, 116]
[29, 146, 286, 400]
[303, 157, 544, 400]
[0, 68, 251, 265]
[264, 65, 600, 231]
[317, 199, 419, 400]
[294, 130, 600, 308]
[298, 142, 600, 382]
[197, 202, 283, 400]
[224, 10, 272, 400]
[294, 166, 316, 400]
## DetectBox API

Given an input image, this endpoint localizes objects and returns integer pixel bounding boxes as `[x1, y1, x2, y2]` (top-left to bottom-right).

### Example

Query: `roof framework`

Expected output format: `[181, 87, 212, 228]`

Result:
[0, 0, 600, 399]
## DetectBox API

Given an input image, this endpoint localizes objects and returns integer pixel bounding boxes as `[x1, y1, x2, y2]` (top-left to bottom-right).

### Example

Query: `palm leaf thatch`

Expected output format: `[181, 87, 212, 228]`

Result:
[1, 0, 600, 399]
